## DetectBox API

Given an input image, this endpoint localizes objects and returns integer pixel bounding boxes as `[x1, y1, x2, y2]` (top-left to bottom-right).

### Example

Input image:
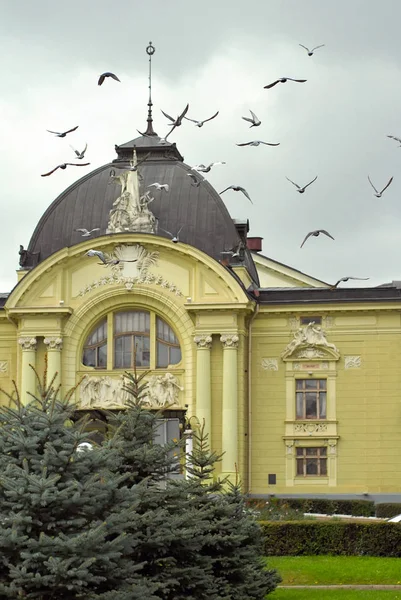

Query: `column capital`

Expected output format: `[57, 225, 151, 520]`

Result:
[194, 334, 212, 349]
[220, 333, 239, 349]
[18, 337, 37, 351]
[44, 336, 63, 351]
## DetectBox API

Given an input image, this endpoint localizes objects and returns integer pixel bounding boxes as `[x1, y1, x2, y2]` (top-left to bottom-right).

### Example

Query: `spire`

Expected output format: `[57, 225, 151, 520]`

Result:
[145, 41, 157, 136]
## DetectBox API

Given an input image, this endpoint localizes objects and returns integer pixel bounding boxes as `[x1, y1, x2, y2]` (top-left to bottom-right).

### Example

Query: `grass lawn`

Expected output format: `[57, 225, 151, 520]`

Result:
[266, 555, 401, 585]
[270, 590, 401, 600]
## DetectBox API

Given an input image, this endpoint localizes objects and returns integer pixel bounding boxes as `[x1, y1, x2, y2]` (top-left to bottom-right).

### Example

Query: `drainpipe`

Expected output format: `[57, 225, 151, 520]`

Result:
[247, 302, 259, 494]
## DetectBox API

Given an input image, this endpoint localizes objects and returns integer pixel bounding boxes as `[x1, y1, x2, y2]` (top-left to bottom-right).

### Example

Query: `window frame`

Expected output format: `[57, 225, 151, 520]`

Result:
[296, 446, 327, 477]
[295, 378, 327, 420]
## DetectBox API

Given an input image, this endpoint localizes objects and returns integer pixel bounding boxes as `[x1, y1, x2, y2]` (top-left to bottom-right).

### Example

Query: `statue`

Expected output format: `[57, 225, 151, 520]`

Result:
[18, 245, 39, 268]
[282, 321, 339, 358]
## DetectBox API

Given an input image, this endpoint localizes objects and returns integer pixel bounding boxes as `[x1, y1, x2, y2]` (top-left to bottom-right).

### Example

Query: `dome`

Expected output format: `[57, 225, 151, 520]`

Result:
[26, 134, 258, 282]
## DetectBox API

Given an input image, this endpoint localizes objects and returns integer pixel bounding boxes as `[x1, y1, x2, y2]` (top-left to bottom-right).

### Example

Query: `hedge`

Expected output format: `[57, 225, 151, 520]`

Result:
[375, 503, 401, 519]
[261, 520, 401, 556]
[247, 497, 375, 517]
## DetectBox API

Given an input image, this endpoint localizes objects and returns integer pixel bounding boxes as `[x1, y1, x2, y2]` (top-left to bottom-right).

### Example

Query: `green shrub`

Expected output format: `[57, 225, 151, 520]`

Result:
[261, 520, 401, 556]
[246, 497, 375, 517]
[375, 503, 401, 518]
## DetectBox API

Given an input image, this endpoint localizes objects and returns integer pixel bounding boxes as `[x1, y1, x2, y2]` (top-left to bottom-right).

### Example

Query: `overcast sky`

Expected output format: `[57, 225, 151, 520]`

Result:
[1, 0, 401, 291]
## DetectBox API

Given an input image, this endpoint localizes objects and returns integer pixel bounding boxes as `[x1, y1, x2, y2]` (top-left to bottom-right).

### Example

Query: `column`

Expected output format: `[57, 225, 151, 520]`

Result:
[194, 335, 212, 440]
[44, 337, 63, 392]
[220, 333, 239, 480]
[18, 337, 37, 404]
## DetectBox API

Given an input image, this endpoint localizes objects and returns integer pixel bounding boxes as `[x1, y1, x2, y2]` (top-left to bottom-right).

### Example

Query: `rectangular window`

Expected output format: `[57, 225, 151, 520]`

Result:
[300, 316, 322, 326]
[296, 379, 326, 419]
[296, 447, 327, 476]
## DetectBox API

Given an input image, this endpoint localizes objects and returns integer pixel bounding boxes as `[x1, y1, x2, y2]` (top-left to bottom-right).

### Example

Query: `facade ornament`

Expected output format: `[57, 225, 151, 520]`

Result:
[281, 322, 339, 360]
[294, 422, 328, 434]
[18, 337, 37, 351]
[79, 372, 183, 409]
[261, 358, 278, 371]
[220, 334, 239, 349]
[323, 316, 334, 328]
[44, 337, 63, 351]
[328, 439, 338, 454]
[18, 245, 40, 268]
[344, 355, 361, 369]
[285, 441, 294, 455]
[288, 317, 299, 331]
[194, 335, 213, 349]
[107, 153, 157, 234]
[0, 361, 8, 373]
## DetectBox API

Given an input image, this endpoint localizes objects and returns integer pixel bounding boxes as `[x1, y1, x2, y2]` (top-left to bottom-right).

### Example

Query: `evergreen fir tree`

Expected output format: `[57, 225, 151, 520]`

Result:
[0, 366, 161, 599]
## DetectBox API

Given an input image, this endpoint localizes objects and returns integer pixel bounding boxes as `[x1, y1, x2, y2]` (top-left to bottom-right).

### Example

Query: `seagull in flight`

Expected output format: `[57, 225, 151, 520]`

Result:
[236, 140, 280, 147]
[368, 175, 393, 198]
[220, 185, 253, 203]
[286, 175, 318, 193]
[299, 44, 325, 56]
[41, 163, 90, 177]
[264, 77, 307, 89]
[187, 173, 201, 187]
[387, 135, 401, 147]
[184, 111, 219, 127]
[75, 228, 100, 237]
[86, 249, 138, 266]
[161, 225, 183, 243]
[136, 130, 169, 145]
[70, 143, 88, 159]
[300, 230, 335, 248]
[331, 276, 370, 289]
[148, 183, 169, 192]
[161, 104, 189, 137]
[241, 110, 261, 128]
[98, 72, 121, 86]
[220, 241, 245, 259]
[47, 126, 79, 138]
[192, 162, 226, 173]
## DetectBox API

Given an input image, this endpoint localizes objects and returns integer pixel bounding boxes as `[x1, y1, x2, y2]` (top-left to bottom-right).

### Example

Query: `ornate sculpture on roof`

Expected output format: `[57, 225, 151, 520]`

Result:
[281, 321, 339, 360]
[106, 150, 157, 235]
[18, 245, 40, 268]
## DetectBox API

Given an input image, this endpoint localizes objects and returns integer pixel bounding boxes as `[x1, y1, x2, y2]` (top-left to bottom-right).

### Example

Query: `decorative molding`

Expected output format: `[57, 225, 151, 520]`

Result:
[323, 316, 334, 328]
[18, 337, 37, 351]
[288, 317, 299, 331]
[261, 358, 278, 371]
[285, 441, 294, 455]
[79, 244, 182, 297]
[220, 334, 239, 349]
[328, 439, 338, 454]
[294, 422, 328, 434]
[281, 322, 340, 361]
[79, 372, 183, 409]
[344, 355, 361, 369]
[0, 361, 8, 374]
[293, 361, 329, 371]
[194, 335, 213, 349]
[44, 337, 63, 351]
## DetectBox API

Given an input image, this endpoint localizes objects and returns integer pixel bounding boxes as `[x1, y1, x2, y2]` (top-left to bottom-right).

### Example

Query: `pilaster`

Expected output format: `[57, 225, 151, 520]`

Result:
[44, 336, 63, 392]
[18, 337, 37, 404]
[220, 333, 239, 480]
[194, 334, 212, 439]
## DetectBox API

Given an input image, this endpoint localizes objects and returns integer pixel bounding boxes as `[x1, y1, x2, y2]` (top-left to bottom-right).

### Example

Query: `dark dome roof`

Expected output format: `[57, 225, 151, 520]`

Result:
[27, 134, 258, 282]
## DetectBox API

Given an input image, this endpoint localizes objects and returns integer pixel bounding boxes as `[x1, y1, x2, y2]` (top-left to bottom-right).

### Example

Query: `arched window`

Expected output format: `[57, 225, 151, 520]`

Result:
[82, 311, 182, 370]
[82, 318, 107, 368]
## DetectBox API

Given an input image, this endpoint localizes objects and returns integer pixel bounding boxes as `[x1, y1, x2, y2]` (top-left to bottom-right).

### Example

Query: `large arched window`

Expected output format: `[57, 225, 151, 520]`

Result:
[82, 310, 182, 370]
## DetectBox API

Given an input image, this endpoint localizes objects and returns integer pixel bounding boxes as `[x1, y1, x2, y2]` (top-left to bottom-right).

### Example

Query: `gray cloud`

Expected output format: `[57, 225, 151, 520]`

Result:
[1, 0, 401, 291]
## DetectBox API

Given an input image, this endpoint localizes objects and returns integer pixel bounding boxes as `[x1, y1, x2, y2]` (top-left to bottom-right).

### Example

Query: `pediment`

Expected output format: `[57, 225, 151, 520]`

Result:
[281, 322, 340, 361]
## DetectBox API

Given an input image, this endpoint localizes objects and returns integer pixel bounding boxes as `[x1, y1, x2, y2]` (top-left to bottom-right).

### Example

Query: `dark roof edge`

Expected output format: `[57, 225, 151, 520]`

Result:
[258, 287, 401, 304]
[252, 251, 330, 286]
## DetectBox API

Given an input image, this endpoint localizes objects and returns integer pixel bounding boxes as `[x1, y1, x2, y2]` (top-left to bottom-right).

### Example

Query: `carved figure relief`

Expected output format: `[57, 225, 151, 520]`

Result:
[261, 358, 278, 371]
[281, 322, 339, 360]
[294, 422, 328, 434]
[79, 372, 183, 409]
[0, 361, 8, 374]
[344, 356, 361, 369]
[107, 152, 156, 234]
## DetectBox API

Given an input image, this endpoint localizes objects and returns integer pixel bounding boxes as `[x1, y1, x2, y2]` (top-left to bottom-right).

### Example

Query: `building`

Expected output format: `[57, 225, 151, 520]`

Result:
[2, 67, 401, 501]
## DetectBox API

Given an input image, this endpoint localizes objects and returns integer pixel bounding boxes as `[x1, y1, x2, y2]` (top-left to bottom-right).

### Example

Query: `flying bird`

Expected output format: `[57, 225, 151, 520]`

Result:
[299, 44, 325, 56]
[137, 130, 169, 145]
[148, 183, 169, 192]
[300, 230, 335, 248]
[75, 228, 100, 237]
[220, 241, 245, 259]
[331, 276, 370, 289]
[387, 135, 401, 147]
[184, 111, 219, 127]
[98, 72, 121, 86]
[368, 175, 393, 198]
[85, 249, 138, 266]
[241, 110, 261, 127]
[161, 225, 183, 243]
[41, 163, 90, 177]
[187, 173, 201, 187]
[192, 162, 226, 173]
[236, 140, 280, 147]
[264, 77, 307, 89]
[286, 175, 318, 193]
[46, 126, 79, 138]
[161, 104, 189, 137]
[220, 185, 252, 203]
[70, 143, 88, 159]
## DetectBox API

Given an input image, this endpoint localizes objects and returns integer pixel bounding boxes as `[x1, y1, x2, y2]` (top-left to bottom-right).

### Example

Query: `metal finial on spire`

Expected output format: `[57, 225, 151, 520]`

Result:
[145, 41, 157, 136]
